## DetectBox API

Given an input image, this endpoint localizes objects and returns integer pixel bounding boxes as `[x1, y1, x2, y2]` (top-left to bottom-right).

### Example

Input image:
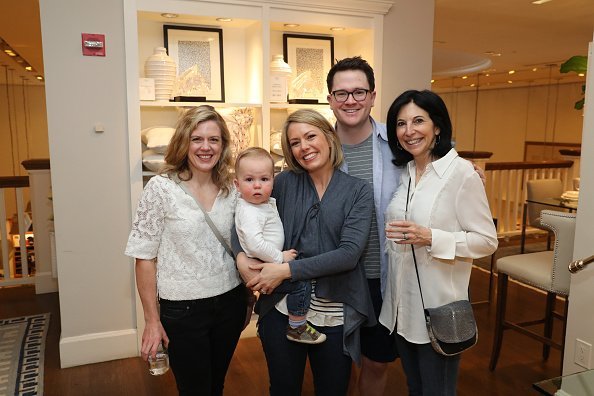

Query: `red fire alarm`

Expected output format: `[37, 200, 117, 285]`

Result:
[82, 33, 106, 56]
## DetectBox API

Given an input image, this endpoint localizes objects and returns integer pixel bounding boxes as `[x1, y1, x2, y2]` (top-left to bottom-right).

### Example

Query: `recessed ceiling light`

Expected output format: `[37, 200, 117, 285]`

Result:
[216, 18, 232, 22]
[508, 70, 515, 74]
[330, 27, 345, 31]
[484, 51, 502, 57]
[284, 23, 300, 28]
[532, 68, 538, 72]
[579, 73, 585, 77]
[532, 0, 553, 4]
[160, 13, 178, 18]
[470, 83, 476, 87]
[485, 73, 490, 77]
[25, 66, 32, 71]
[507, 80, 513, 84]
[431, 79, 435, 83]
[36, 75, 44, 81]
[461, 76, 468, 80]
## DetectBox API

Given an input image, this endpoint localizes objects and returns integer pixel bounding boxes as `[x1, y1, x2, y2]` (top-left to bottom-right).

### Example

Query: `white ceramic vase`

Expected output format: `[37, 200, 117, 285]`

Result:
[145, 47, 176, 101]
[270, 54, 292, 103]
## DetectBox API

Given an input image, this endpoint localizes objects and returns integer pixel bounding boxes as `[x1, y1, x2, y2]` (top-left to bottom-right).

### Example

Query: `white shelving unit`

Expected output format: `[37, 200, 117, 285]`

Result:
[126, 0, 391, 182]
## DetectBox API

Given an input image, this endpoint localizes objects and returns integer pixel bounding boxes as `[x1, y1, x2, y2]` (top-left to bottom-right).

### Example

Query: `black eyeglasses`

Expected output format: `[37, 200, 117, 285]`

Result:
[330, 89, 370, 103]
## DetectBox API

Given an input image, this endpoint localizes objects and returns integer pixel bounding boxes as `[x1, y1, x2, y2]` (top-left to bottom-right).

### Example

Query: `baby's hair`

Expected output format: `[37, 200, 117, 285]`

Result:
[234, 147, 275, 175]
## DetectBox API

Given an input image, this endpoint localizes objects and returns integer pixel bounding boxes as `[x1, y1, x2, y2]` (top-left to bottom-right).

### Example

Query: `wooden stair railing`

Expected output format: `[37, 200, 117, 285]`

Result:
[484, 160, 573, 236]
[0, 176, 35, 285]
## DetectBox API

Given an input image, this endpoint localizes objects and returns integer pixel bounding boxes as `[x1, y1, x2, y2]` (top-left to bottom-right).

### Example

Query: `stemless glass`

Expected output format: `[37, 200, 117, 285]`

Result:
[148, 343, 170, 376]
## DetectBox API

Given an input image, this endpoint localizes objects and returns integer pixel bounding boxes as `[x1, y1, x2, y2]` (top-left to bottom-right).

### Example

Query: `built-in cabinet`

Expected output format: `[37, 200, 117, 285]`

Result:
[126, 0, 391, 179]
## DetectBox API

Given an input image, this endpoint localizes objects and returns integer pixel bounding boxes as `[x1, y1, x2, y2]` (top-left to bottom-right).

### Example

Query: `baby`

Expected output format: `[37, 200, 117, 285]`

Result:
[234, 147, 325, 344]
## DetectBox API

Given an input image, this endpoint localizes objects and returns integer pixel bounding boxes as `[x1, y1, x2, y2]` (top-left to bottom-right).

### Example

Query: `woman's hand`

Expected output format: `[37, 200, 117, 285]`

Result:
[236, 252, 262, 284]
[246, 262, 291, 294]
[140, 320, 169, 361]
[386, 220, 432, 247]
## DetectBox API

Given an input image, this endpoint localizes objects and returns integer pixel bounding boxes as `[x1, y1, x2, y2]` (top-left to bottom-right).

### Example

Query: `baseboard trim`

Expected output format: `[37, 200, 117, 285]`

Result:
[59, 328, 138, 368]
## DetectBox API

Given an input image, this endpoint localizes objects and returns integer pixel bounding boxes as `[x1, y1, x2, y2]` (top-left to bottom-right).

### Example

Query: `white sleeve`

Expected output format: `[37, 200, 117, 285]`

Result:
[125, 177, 167, 259]
[429, 171, 498, 260]
[235, 204, 284, 263]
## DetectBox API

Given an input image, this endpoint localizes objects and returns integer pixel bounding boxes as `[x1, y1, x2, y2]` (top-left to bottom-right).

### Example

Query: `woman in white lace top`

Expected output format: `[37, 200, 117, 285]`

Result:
[125, 106, 247, 395]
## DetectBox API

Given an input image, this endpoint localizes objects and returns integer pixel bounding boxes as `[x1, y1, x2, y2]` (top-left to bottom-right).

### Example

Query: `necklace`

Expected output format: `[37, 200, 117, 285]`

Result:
[416, 165, 427, 176]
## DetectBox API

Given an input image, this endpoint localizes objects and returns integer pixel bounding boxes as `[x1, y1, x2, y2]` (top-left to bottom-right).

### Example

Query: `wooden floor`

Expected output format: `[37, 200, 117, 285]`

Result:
[0, 251, 564, 395]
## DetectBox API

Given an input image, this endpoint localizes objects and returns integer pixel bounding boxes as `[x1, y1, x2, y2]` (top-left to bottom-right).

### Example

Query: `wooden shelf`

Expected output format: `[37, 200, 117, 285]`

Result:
[140, 101, 262, 108]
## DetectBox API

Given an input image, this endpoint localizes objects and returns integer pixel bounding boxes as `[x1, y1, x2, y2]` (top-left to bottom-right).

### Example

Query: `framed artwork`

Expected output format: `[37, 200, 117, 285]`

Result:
[164, 25, 225, 102]
[283, 34, 334, 103]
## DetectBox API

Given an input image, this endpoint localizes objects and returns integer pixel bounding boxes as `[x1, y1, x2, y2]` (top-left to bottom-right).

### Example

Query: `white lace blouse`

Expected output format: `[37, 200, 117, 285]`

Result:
[125, 175, 242, 300]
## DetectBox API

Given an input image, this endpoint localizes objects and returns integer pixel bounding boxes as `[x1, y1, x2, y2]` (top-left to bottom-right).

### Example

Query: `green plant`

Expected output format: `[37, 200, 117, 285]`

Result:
[560, 55, 588, 110]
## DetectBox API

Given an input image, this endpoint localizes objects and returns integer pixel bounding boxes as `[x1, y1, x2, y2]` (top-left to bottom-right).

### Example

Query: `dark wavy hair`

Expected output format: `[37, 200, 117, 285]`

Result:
[386, 90, 453, 167]
[326, 56, 375, 93]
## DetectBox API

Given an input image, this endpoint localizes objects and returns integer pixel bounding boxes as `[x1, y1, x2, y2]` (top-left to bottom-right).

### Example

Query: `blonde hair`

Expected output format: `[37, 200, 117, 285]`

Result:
[281, 109, 344, 173]
[234, 147, 274, 176]
[161, 105, 233, 196]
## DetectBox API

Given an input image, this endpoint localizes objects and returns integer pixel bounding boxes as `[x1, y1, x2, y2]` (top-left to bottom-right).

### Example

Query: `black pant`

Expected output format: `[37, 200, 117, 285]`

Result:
[159, 284, 247, 396]
[258, 308, 351, 396]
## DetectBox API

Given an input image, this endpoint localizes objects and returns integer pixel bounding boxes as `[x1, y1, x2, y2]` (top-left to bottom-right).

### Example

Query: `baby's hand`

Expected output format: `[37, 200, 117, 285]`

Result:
[282, 249, 298, 262]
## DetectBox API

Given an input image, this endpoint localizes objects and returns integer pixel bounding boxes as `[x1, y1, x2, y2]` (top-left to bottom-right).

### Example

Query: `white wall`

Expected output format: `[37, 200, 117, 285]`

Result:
[0, 83, 49, 215]
[380, 0, 434, 121]
[39, 0, 137, 367]
[440, 82, 584, 161]
[0, 84, 49, 175]
[563, 37, 594, 376]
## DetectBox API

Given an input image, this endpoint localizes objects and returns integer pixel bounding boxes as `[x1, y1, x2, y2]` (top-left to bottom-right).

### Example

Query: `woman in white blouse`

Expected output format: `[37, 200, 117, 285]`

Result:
[379, 90, 497, 395]
[125, 106, 247, 395]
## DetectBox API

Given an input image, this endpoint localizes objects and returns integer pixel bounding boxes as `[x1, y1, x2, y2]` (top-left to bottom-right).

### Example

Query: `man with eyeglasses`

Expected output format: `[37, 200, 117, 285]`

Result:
[326, 56, 401, 396]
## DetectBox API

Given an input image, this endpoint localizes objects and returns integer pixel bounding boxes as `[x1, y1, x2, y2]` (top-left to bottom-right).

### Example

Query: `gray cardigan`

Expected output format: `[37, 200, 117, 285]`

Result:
[244, 169, 376, 364]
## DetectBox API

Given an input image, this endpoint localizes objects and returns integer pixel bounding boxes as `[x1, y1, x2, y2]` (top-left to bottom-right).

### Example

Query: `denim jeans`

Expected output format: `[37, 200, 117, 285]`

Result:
[394, 332, 461, 396]
[274, 279, 311, 317]
[258, 308, 351, 396]
[159, 284, 247, 396]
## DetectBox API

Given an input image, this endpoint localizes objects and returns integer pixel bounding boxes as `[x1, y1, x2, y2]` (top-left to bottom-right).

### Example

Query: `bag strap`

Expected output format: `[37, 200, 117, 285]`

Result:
[405, 178, 427, 311]
[176, 177, 235, 259]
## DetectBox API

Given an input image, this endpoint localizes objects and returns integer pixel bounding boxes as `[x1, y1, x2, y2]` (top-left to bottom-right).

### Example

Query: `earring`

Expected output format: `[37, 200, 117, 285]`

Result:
[435, 134, 441, 145]
[396, 140, 404, 151]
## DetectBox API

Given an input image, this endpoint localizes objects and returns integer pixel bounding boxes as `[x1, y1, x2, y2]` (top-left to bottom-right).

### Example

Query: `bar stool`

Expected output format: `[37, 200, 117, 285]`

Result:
[489, 210, 576, 371]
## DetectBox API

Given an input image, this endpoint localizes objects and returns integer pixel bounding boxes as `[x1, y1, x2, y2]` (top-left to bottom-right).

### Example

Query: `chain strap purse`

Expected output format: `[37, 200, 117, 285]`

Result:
[177, 178, 256, 329]
[405, 179, 478, 356]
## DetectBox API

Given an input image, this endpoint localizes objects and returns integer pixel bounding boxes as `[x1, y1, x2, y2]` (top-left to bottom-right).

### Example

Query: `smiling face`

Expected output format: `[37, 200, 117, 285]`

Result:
[234, 156, 274, 205]
[328, 69, 376, 133]
[396, 102, 440, 166]
[187, 120, 223, 175]
[287, 122, 333, 177]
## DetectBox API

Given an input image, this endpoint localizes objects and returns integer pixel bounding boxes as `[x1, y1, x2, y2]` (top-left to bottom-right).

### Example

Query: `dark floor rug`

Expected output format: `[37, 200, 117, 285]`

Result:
[0, 313, 50, 396]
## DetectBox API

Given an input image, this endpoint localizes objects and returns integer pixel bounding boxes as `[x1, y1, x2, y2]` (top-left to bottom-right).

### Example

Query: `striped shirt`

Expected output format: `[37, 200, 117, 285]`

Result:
[343, 134, 381, 279]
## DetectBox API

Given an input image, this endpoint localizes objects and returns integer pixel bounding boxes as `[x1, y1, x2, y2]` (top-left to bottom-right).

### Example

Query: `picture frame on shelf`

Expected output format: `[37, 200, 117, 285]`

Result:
[164, 25, 225, 102]
[283, 34, 334, 104]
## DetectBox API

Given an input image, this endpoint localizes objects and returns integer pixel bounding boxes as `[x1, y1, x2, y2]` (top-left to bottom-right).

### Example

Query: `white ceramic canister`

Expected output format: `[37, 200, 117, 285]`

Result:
[145, 47, 177, 101]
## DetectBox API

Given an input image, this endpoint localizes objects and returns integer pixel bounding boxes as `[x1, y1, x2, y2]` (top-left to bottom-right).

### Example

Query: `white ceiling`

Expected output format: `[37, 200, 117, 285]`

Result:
[0, 0, 593, 89]
[0, 0, 44, 86]
[432, 0, 594, 90]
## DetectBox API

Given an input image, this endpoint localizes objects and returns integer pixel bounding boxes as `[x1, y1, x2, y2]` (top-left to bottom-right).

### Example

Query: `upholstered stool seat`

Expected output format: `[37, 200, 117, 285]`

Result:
[496, 251, 568, 296]
[490, 210, 576, 372]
